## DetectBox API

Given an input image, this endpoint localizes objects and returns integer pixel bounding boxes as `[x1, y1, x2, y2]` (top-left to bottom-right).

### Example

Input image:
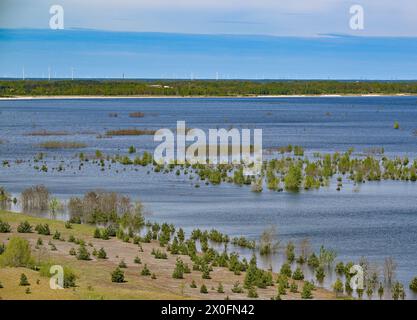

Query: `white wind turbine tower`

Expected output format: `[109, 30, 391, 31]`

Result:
[48, 66, 51, 80]
[71, 67, 74, 80]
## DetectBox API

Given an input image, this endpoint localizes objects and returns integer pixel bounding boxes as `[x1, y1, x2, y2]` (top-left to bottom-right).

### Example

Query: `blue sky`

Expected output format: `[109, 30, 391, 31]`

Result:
[1, 0, 417, 79]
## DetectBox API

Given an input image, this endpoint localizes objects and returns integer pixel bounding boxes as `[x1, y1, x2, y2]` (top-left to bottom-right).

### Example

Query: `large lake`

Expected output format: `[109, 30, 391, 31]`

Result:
[0, 97, 416, 297]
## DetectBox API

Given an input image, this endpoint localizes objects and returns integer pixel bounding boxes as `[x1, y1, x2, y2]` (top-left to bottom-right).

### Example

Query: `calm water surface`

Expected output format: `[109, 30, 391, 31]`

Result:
[0, 97, 416, 298]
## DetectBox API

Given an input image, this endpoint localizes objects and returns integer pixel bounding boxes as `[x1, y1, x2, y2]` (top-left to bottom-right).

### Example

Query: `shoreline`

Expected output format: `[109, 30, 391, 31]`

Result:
[0, 210, 337, 300]
[0, 93, 416, 100]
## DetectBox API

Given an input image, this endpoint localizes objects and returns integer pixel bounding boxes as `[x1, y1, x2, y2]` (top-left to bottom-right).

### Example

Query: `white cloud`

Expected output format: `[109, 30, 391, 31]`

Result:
[1, 0, 417, 36]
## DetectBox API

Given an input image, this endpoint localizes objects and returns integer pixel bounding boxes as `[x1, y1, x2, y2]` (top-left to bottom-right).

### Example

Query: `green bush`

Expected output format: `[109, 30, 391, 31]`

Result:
[409, 277, 417, 292]
[97, 248, 107, 259]
[118, 259, 127, 268]
[141, 264, 151, 276]
[111, 267, 125, 283]
[307, 253, 319, 268]
[278, 281, 286, 295]
[247, 286, 258, 298]
[0, 219, 11, 233]
[172, 258, 185, 279]
[0, 237, 33, 267]
[190, 280, 197, 288]
[333, 278, 344, 296]
[151, 248, 167, 259]
[286, 242, 295, 263]
[35, 223, 50, 235]
[101, 229, 110, 240]
[284, 165, 302, 192]
[133, 256, 141, 264]
[39, 262, 77, 288]
[200, 284, 208, 294]
[335, 262, 345, 274]
[377, 283, 384, 299]
[217, 282, 224, 293]
[52, 230, 61, 240]
[93, 228, 101, 238]
[17, 221, 32, 233]
[392, 282, 405, 300]
[292, 267, 304, 280]
[231, 281, 243, 293]
[280, 263, 292, 277]
[19, 273, 30, 286]
[76, 245, 90, 260]
[301, 282, 313, 299]
[315, 266, 325, 282]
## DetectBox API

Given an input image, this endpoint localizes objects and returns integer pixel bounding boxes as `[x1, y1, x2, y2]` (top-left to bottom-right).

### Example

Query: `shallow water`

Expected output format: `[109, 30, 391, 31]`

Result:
[0, 96, 417, 298]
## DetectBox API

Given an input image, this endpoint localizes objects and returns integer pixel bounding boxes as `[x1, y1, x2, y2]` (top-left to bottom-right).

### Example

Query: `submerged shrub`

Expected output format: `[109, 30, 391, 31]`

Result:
[21, 185, 49, 211]
[284, 165, 302, 192]
[68, 191, 145, 230]
[392, 282, 405, 300]
[333, 278, 344, 296]
[409, 277, 417, 292]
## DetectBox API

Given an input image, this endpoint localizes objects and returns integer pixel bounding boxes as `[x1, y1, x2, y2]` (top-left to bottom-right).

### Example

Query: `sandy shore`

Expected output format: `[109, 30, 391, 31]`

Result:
[0, 93, 415, 100]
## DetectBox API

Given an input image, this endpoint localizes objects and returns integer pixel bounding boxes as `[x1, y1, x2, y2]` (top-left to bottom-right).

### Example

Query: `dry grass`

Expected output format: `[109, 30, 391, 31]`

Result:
[129, 112, 145, 118]
[105, 129, 156, 136]
[25, 130, 69, 136]
[38, 141, 87, 149]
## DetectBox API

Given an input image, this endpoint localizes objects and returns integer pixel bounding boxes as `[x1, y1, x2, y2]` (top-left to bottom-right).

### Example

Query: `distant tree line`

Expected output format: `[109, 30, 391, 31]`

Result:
[1, 80, 417, 97]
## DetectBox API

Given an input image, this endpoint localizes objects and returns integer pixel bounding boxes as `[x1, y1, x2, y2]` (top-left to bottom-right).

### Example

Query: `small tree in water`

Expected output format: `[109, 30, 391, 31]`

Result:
[258, 226, 279, 255]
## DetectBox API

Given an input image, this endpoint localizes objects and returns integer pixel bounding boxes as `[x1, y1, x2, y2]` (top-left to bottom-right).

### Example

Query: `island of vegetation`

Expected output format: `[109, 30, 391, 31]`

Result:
[1, 80, 417, 97]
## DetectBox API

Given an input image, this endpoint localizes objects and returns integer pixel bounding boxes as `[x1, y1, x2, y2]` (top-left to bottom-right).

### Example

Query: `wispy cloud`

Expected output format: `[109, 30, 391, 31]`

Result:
[0, 0, 417, 36]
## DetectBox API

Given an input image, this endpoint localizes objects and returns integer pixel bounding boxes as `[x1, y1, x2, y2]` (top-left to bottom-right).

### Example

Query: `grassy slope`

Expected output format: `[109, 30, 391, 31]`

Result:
[0, 210, 336, 300]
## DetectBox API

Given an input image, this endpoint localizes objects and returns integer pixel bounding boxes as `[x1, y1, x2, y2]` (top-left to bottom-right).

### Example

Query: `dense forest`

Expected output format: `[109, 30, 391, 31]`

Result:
[1, 80, 417, 97]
